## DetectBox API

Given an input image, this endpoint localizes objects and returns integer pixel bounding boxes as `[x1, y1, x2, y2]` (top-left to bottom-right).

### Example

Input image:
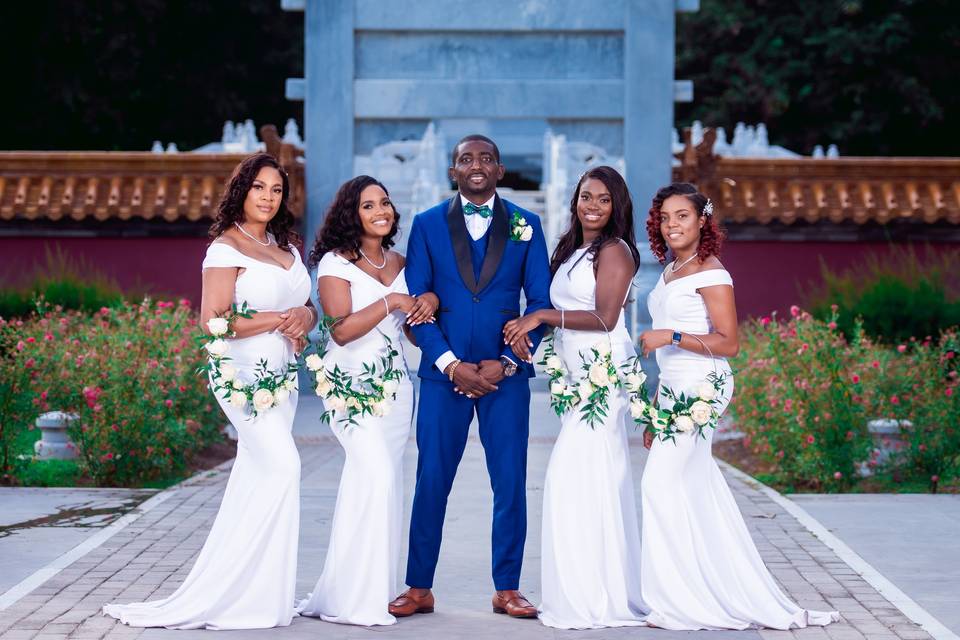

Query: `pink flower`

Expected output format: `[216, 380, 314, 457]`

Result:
[833, 471, 843, 480]
[946, 388, 953, 397]
[179, 385, 188, 393]
[26, 336, 36, 344]
[919, 444, 926, 452]
[44, 333, 53, 341]
[784, 399, 793, 412]
[164, 447, 171, 455]
[776, 450, 784, 459]
[851, 373, 861, 384]
[789, 305, 800, 317]
[947, 351, 956, 360]
[760, 316, 771, 327]
[845, 430, 854, 440]
[179, 298, 191, 307]
[165, 399, 174, 408]
[99, 307, 110, 316]
[806, 434, 816, 445]
[897, 344, 907, 353]
[16, 341, 25, 351]
[828, 322, 837, 330]
[871, 360, 880, 369]
[830, 304, 839, 312]
[101, 452, 114, 461]
[890, 395, 900, 405]
[111, 424, 119, 432]
[932, 475, 940, 483]
[25, 358, 36, 368]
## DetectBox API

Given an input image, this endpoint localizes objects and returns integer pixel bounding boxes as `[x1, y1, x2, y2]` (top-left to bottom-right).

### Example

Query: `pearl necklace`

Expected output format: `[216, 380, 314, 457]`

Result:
[234, 222, 272, 247]
[670, 253, 698, 273]
[359, 247, 387, 270]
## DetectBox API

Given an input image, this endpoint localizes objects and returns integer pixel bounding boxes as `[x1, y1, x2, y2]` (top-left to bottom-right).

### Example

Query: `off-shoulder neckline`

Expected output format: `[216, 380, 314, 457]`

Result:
[660, 268, 730, 287]
[210, 240, 298, 272]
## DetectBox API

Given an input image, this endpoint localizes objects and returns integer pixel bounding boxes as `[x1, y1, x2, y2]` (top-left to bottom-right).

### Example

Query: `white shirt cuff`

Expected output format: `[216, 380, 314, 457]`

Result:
[435, 351, 457, 374]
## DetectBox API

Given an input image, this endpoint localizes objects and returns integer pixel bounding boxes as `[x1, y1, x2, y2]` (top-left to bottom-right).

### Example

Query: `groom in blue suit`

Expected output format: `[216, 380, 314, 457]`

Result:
[390, 135, 551, 619]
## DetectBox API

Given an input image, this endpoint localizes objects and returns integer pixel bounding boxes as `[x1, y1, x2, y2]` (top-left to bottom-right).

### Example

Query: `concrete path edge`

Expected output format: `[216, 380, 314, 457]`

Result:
[0, 458, 235, 612]
[717, 459, 960, 640]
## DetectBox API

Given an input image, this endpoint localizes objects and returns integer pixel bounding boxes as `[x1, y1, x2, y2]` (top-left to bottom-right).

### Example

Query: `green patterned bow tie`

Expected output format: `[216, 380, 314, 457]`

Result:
[463, 202, 492, 218]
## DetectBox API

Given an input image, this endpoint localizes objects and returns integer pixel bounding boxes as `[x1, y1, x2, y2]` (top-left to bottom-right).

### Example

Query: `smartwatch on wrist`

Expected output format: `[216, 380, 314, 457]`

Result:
[671, 331, 682, 346]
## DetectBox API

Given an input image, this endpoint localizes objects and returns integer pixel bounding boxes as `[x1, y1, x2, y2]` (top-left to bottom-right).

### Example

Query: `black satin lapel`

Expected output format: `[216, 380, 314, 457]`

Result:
[446, 197, 478, 293]
[476, 194, 509, 293]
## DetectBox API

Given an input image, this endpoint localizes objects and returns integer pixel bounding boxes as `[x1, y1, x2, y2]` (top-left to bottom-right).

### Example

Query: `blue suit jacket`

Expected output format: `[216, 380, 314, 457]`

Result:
[405, 195, 552, 382]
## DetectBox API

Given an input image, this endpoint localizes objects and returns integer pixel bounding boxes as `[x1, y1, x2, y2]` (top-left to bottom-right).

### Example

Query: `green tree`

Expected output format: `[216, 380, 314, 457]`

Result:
[676, 0, 959, 156]
[0, 2, 302, 151]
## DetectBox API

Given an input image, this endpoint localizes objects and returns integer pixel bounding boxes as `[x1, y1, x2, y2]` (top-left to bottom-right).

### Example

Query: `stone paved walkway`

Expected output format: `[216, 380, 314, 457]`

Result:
[0, 397, 939, 640]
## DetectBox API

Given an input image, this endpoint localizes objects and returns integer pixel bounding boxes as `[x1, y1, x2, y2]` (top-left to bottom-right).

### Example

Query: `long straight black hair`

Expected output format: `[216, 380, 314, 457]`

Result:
[549, 165, 642, 276]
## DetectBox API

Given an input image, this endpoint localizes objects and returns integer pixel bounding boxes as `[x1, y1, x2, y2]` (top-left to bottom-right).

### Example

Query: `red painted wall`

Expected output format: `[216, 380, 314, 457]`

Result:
[1, 236, 955, 321]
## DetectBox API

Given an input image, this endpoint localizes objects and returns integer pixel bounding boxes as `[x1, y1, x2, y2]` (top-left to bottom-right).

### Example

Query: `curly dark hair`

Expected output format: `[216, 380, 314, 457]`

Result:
[549, 166, 641, 276]
[646, 182, 725, 265]
[308, 175, 400, 268]
[208, 152, 300, 249]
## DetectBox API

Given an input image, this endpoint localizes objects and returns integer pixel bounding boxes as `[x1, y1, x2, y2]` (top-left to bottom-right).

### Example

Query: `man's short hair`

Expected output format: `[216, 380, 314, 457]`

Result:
[451, 134, 501, 166]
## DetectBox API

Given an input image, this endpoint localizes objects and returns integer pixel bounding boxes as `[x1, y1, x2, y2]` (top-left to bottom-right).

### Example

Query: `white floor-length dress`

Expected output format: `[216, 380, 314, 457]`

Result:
[296, 252, 413, 626]
[538, 247, 647, 629]
[641, 267, 839, 630]
[103, 239, 311, 629]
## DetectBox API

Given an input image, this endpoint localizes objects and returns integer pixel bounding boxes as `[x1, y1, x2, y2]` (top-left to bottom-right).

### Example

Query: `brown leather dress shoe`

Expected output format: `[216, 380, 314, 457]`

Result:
[389, 588, 435, 617]
[492, 590, 538, 618]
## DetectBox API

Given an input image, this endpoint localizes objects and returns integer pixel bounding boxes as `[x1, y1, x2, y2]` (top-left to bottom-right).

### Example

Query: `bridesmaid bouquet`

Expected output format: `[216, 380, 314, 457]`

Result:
[199, 302, 301, 418]
[305, 316, 405, 427]
[625, 366, 727, 444]
[540, 333, 622, 429]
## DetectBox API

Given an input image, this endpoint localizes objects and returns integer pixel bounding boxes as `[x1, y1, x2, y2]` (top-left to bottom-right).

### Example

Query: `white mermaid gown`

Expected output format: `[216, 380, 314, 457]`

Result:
[103, 240, 311, 629]
[296, 252, 414, 626]
[642, 267, 839, 630]
[538, 247, 647, 629]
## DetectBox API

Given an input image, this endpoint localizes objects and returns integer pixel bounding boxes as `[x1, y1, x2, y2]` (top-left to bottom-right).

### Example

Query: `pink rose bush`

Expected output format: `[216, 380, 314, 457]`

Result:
[0, 299, 225, 486]
[732, 307, 959, 491]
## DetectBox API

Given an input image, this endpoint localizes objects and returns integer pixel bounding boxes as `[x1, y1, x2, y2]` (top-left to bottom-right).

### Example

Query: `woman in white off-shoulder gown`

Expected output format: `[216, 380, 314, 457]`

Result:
[103, 154, 315, 629]
[503, 167, 647, 629]
[638, 182, 839, 631]
[296, 176, 437, 626]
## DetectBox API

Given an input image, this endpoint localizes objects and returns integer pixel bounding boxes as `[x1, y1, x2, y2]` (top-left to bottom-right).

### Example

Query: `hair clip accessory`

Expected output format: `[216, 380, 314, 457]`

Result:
[703, 199, 714, 217]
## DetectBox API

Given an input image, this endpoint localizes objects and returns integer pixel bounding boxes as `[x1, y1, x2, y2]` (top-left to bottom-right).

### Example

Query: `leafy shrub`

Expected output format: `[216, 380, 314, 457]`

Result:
[805, 247, 960, 344]
[0, 246, 125, 318]
[732, 306, 959, 491]
[0, 299, 226, 486]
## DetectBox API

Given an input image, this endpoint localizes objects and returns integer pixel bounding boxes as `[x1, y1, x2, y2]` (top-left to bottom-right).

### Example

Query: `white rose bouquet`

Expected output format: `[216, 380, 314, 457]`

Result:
[307, 315, 405, 428]
[538, 333, 623, 429]
[199, 302, 302, 418]
[626, 366, 727, 444]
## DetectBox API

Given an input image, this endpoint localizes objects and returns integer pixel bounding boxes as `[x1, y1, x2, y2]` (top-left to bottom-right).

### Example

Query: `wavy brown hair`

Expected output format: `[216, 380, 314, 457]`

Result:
[208, 152, 299, 249]
[646, 182, 725, 265]
[308, 175, 400, 268]
[549, 166, 641, 276]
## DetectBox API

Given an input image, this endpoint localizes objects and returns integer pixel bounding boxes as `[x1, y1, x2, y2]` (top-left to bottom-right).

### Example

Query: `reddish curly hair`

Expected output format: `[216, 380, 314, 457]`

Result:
[646, 182, 725, 265]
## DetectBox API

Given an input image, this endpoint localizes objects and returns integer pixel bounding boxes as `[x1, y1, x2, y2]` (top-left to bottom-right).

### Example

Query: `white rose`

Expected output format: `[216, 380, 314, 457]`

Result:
[304, 354, 325, 372]
[282, 378, 297, 391]
[207, 317, 229, 336]
[594, 341, 611, 356]
[205, 339, 229, 358]
[228, 391, 247, 408]
[578, 379, 594, 402]
[382, 379, 400, 396]
[690, 400, 713, 426]
[589, 362, 609, 387]
[326, 395, 347, 412]
[550, 381, 565, 396]
[517, 216, 527, 226]
[371, 401, 385, 417]
[696, 382, 717, 401]
[314, 378, 332, 397]
[346, 396, 360, 409]
[630, 399, 648, 419]
[673, 415, 695, 433]
[544, 355, 563, 373]
[274, 387, 290, 404]
[252, 388, 275, 411]
[218, 363, 237, 382]
[625, 372, 644, 391]
[520, 225, 533, 241]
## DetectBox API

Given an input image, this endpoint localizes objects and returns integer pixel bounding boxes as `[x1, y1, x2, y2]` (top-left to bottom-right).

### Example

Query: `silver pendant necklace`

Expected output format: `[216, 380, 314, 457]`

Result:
[234, 222, 272, 247]
[359, 247, 387, 270]
[670, 253, 698, 273]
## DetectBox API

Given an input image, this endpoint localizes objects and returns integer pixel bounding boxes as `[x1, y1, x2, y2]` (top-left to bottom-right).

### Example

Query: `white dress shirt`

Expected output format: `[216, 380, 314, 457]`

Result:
[434, 193, 502, 375]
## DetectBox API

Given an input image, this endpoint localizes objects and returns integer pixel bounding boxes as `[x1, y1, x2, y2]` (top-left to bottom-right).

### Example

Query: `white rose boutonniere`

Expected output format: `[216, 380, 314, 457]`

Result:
[510, 210, 532, 242]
